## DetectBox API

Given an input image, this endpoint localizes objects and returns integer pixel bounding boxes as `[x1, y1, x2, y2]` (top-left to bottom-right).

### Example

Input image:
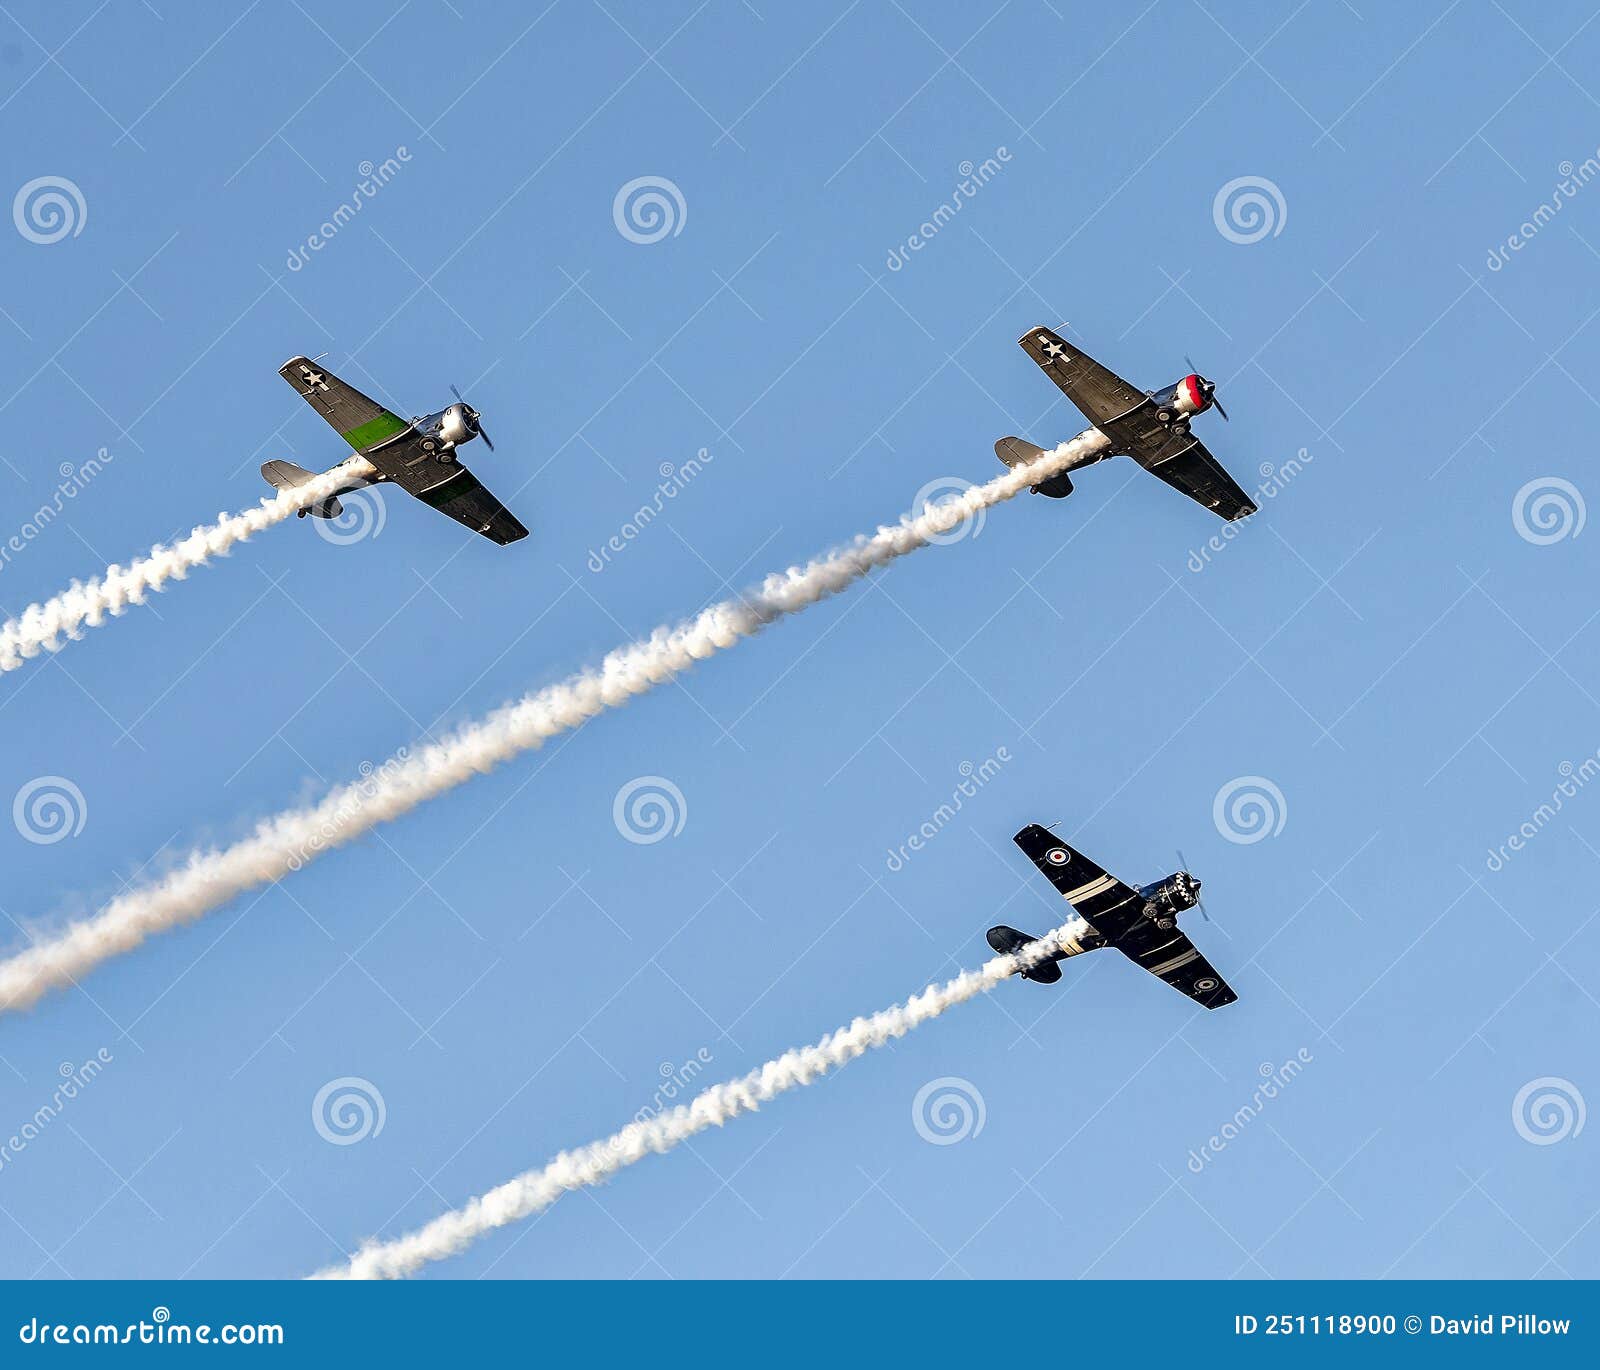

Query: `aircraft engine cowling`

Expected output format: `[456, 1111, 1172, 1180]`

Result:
[436, 402, 478, 447]
[1147, 871, 1201, 916]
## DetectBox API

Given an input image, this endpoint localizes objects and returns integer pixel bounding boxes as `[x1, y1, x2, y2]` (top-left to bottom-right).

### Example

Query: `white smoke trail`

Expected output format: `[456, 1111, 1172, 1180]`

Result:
[0, 432, 1108, 1014]
[0, 459, 373, 673]
[316, 928, 1069, 1279]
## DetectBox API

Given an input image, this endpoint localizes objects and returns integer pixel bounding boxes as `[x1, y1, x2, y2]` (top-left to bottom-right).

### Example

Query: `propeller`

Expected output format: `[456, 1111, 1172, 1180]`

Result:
[1184, 356, 1229, 422]
[1177, 848, 1211, 922]
[449, 383, 495, 451]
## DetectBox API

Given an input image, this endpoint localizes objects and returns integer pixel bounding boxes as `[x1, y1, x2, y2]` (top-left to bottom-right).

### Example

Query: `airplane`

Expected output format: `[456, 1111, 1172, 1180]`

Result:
[986, 823, 1238, 1009]
[995, 326, 1257, 523]
[262, 356, 529, 546]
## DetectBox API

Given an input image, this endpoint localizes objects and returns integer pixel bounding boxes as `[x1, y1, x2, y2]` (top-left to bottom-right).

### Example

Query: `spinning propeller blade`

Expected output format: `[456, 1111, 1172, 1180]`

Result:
[1177, 848, 1210, 922]
[450, 383, 494, 451]
[1184, 357, 1229, 422]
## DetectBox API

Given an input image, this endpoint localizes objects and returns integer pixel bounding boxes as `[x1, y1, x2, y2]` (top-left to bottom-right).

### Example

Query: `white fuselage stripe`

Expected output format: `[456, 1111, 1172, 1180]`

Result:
[1063, 874, 1116, 902]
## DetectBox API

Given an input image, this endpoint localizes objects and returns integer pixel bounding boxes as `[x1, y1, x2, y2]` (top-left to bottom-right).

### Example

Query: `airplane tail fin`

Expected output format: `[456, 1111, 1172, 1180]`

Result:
[994, 437, 1073, 499]
[261, 459, 344, 520]
[985, 925, 1062, 984]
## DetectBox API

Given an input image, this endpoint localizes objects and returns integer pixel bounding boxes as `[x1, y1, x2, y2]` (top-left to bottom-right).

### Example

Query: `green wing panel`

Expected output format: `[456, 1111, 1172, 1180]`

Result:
[279, 356, 411, 453]
[412, 464, 529, 546]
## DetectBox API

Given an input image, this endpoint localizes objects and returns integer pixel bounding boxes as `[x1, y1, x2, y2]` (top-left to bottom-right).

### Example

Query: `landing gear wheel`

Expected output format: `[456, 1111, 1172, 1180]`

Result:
[1157, 410, 1172, 424]
[1156, 917, 1174, 930]
[436, 451, 456, 465]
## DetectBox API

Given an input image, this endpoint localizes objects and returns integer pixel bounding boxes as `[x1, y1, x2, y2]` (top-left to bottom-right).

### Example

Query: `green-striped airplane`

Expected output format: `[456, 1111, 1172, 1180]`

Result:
[263, 356, 528, 545]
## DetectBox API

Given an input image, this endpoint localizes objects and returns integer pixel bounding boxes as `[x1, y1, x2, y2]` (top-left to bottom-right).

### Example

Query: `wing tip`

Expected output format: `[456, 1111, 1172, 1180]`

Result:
[1018, 324, 1064, 349]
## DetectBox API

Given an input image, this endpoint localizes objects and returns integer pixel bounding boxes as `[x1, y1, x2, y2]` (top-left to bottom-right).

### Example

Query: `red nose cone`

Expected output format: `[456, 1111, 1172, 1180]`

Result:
[1183, 374, 1206, 411]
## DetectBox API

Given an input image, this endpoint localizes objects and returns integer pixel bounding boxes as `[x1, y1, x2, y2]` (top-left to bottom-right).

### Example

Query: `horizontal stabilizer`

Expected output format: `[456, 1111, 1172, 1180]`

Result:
[986, 925, 1061, 983]
[261, 458, 318, 492]
[996, 437, 1072, 498]
[994, 436, 1046, 469]
[261, 459, 349, 520]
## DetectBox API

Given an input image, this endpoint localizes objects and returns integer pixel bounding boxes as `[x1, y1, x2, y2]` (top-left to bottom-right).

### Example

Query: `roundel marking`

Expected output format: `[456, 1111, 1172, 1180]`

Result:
[1045, 848, 1070, 866]
[1194, 976, 1218, 993]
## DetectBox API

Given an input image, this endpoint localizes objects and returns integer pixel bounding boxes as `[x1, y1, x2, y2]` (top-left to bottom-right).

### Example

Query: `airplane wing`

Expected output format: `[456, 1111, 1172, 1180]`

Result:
[278, 355, 528, 545]
[1018, 327, 1148, 429]
[1013, 823, 1147, 941]
[407, 463, 529, 546]
[1133, 433, 1258, 523]
[279, 356, 411, 453]
[1117, 927, 1239, 1010]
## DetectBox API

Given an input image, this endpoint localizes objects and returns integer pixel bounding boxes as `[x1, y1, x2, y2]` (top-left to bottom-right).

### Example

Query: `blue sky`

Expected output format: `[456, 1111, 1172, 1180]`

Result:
[0, 0, 1597, 1280]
